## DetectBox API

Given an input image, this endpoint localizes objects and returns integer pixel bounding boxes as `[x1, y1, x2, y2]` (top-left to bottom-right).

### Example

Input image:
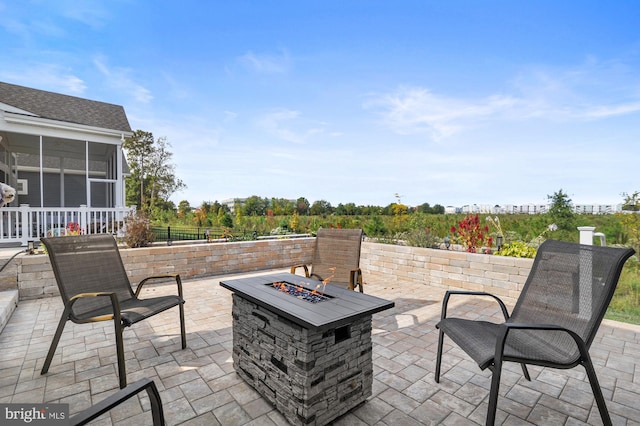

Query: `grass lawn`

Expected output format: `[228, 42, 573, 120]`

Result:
[606, 265, 640, 325]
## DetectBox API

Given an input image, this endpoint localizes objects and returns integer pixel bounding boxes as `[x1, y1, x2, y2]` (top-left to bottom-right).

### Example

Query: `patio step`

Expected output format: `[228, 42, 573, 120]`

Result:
[0, 290, 18, 333]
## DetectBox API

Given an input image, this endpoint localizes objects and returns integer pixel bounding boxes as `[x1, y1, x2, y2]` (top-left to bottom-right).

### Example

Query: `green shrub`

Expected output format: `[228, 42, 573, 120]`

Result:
[400, 228, 441, 248]
[494, 241, 537, 258]
[220, 213, 233, 228]
[364, 216, 387, 236]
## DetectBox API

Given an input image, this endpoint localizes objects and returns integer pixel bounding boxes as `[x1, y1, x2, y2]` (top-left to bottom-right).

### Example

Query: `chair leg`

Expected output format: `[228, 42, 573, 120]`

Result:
[435, 329, 444, 383]
[486, 362, 503, 426]
[179, 303, 187, 350]
[114, 322, 127, 389]
[41, 313, 69, 375]
[583, 358, 613, 426]
[520, 363, 531, 381]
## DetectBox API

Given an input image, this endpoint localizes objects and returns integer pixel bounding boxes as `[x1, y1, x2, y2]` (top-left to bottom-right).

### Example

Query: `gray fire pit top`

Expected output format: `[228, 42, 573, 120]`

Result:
[220, 272, 394, 331]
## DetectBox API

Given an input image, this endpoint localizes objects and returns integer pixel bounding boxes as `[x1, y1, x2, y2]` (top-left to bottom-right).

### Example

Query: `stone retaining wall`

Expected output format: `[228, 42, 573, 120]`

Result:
[1, 238, 534, 302]
[360, 242, 534, 301]
[3, 238, 316, 300]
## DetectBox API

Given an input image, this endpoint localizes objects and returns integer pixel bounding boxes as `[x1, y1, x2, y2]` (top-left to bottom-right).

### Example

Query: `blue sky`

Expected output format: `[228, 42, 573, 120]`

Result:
[1, 1, 639, 208]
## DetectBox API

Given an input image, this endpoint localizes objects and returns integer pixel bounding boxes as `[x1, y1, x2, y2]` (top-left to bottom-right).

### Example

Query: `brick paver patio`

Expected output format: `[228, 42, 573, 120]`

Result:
[1, 269, 639, 425]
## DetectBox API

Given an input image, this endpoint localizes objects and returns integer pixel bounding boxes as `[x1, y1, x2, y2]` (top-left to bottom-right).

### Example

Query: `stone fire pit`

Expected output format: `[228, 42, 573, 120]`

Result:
[220, 273, 394, 426]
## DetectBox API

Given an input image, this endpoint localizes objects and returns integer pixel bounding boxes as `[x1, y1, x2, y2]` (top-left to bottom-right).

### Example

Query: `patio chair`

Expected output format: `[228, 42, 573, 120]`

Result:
[291, 228, 365, 292]
[40, 234, 186, 389]
[70, 378, 164, 425]
[435, 239, 634, 426]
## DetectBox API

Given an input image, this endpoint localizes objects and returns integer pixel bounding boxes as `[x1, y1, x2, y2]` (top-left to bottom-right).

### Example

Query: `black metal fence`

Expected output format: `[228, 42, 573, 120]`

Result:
[151, 226, 258, 242]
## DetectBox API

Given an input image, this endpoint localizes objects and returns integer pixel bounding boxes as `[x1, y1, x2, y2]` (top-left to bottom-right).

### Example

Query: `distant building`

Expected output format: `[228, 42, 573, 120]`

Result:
[221, 198, 243, 213]
[445, 203, 623, 215]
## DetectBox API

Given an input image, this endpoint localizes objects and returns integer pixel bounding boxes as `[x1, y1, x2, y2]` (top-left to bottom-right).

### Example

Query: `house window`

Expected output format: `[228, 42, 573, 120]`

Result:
[16, 179, 28, 195]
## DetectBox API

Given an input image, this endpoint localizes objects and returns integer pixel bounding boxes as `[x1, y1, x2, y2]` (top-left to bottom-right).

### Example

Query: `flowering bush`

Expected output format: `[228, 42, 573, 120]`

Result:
[66, 222, 82, 235]
[45, 221, 83, 239]
[450, 214, 491, 253]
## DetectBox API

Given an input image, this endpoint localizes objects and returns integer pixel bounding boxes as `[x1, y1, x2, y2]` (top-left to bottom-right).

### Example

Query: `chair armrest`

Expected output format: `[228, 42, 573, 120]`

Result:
[68, 292, 123, 324]
[495, 322, 589, 365]
[440, 290, 510, 322]
[290, 264, 310, 277]
[135, 274, 183, 300]
[69, 378, 164, 426]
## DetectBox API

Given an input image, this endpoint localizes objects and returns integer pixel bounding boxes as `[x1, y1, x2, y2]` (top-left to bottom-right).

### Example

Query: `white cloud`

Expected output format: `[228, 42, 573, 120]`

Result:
[257, 109, 331, 144]
[238, 49, 291, 74]
[365, 87, 519, 140]
[58, 0, 112, 29]
[223, 111, 238, 122]
[367, 59, 640, 140]
[93, 56, 153, 103]
[581, 102, 640, 118]
[0, 63, 86, 94]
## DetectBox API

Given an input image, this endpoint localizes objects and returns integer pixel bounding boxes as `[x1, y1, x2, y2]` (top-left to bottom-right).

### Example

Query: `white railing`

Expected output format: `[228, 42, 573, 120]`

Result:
[0, 204, 135, 246]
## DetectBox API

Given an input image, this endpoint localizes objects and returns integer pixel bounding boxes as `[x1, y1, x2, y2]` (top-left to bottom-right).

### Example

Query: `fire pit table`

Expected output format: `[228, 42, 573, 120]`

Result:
[220, 272, 394, 426]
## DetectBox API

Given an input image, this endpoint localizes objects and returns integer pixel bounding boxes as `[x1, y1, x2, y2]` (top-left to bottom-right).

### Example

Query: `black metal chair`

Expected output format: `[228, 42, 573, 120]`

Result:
[291, 228, 365, 292]
[70, 378, 164, 425]
[40, 234, 186, 389]
[435, 239, 634, 426]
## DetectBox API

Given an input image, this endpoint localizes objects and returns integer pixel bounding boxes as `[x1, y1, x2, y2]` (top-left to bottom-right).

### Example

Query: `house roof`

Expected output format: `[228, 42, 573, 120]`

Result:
[0, 81, 132, 133]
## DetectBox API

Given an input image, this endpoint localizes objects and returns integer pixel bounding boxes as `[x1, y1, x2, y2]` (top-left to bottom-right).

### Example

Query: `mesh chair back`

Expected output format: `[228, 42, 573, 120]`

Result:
[510, 240, 634, 360]
[310, 228, 363, 287]
[42, 235, 135, 320]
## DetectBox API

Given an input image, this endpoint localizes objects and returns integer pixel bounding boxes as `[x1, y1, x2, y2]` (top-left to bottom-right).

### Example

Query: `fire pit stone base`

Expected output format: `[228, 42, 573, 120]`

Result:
[231, 293, 373, 426]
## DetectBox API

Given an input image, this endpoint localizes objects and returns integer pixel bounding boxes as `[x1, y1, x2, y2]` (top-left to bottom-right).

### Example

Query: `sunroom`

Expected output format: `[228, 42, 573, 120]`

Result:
[0, 81, 135, 245]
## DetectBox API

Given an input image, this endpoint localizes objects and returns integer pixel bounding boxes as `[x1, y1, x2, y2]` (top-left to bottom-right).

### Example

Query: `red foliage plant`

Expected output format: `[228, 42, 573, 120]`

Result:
[450, 214, 492, 253]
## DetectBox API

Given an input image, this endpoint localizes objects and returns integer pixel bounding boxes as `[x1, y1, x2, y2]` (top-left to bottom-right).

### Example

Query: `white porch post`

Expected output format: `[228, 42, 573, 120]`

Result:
[20, 204, 30, 246]
[39, 135, 43, 208]
[85, 140, 90, 207]
[116, 140, 124, 207]
[79, 204, 88, 234]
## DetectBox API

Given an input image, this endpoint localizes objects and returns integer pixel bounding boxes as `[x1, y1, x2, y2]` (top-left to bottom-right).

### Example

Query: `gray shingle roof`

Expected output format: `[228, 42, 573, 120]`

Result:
[0, 81, 132, 132]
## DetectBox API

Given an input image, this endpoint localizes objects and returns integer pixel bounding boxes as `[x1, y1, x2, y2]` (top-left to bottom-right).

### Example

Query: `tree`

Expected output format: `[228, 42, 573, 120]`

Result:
[295, 197, 310, 215]
[177, 200, 191, 219]
[211, 201, 229, 215]
[217, 207, 226, 225]
[416, 202, 445, 214]
[618, 191, 640, 256]
[271, 198, 295, 215]
[124, 131, 186, 212]
[193, 207, 207, 227]
[144, 136, 186, 210]
[178, 200, 191, 225]
[547, 189, 575, 231]
[243, 195, 269, 216]
[221, 213, 233, 228]
[342, 202, 358, 215]
[432, 204, 445, 214]
[310, 200, 333, 216]
[622, 191, 640, 212]
[289, 211, 300, 232]
[123, 130, 154, 209]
